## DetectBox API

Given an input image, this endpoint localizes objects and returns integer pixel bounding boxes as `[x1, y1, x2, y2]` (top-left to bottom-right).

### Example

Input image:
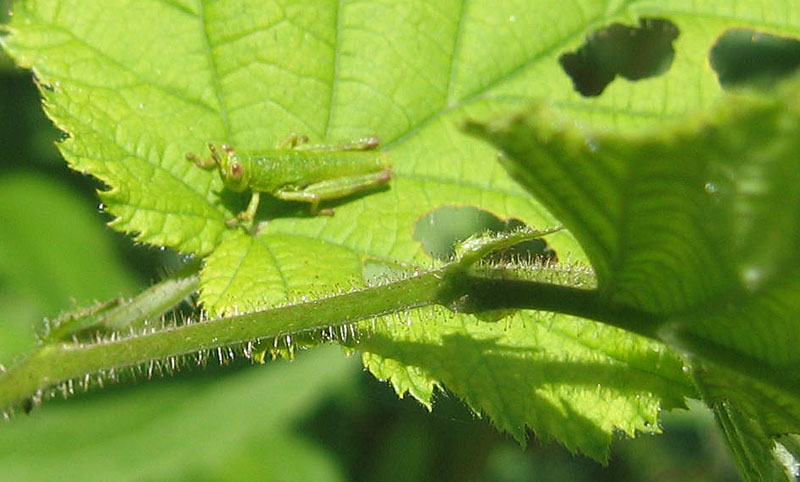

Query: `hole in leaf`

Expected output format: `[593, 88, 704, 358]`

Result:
[413, 205, 555, 262]
[559, 17, 679, 96]
[709, 29, 800, 89]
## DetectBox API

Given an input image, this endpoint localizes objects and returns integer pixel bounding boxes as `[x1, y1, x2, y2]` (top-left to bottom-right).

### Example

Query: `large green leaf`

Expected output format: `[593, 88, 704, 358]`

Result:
[466, 76, 800, 480]
[466, 82, 800, 380]
[361, 307, 691, 461]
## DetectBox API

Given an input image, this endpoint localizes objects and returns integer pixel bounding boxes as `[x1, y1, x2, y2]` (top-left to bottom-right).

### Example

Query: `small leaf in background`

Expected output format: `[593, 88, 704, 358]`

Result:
[0, 173, 139, 362]
[412, 205, 556, 262]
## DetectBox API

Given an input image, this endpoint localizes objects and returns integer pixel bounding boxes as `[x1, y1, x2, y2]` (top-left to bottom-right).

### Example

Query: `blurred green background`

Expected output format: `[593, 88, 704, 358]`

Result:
[0, 19, 741, 482]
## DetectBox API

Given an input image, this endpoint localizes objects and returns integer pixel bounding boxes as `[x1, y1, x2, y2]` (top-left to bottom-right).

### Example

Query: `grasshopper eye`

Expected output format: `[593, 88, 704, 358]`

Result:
[229, 162, 244, 181]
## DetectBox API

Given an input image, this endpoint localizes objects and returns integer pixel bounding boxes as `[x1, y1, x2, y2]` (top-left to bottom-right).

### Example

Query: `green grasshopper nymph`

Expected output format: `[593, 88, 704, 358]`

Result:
[186, 134, 392, 229]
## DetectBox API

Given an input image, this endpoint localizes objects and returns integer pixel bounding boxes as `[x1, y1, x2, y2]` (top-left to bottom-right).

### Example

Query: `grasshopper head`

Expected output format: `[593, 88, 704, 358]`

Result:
[208, 143, 249, 192]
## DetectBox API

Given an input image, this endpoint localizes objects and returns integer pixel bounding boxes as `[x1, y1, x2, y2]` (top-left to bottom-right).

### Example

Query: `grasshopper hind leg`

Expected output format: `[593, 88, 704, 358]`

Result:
[279, 134, 381, 152]
[273, 168, 391, 216]
[297, 136, 381, 152]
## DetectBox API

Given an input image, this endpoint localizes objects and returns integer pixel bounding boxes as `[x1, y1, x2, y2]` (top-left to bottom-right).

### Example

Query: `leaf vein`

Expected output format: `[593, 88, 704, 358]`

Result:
[197, 0, 233, 141]
[445, 0, 469, 105]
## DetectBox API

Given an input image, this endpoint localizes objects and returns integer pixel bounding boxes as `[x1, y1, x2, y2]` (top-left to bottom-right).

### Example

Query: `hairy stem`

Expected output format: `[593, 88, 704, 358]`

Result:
[0, 260, 683, 412]
[0, 270, 445, 410]
[5, 254, 788, 415]
[441, 275, 660, 339]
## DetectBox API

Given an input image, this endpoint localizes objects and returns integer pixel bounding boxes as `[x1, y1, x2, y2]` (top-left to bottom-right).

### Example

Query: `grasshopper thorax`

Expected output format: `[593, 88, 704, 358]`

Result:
[209, 143, 249, 193]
